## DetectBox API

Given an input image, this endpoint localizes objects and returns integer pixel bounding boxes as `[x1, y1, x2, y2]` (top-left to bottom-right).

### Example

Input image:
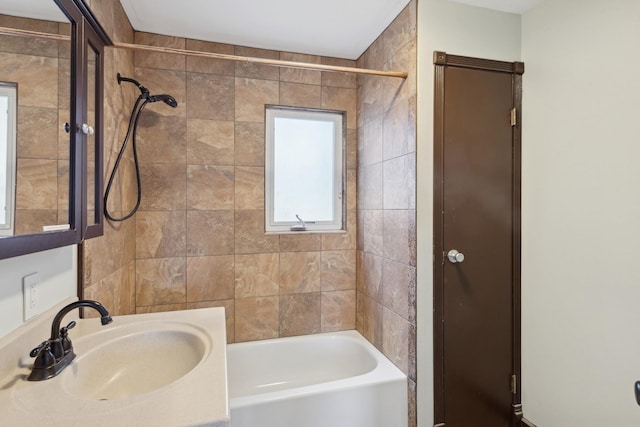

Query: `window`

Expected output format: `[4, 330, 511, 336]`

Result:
[265, 106, 345, 232]
[0, 83, 16, 237]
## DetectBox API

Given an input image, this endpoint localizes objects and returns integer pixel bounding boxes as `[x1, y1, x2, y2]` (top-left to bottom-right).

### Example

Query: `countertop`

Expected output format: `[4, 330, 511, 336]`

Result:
[0, 298, 229, 427]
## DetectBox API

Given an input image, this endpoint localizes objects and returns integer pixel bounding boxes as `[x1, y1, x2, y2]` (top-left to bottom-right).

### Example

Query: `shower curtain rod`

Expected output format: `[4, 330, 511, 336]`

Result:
[113, 42, 408, 78]
[0, 26, 408, 79]
[0, 26, 69, 41]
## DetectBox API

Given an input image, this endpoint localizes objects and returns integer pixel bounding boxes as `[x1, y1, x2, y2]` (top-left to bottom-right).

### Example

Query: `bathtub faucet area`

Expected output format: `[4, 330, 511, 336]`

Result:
[27, 300, 112, 381]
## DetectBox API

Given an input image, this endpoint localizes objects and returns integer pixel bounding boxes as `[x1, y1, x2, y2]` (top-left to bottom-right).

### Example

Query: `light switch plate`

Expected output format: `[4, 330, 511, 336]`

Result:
[23, 272, 40, 321]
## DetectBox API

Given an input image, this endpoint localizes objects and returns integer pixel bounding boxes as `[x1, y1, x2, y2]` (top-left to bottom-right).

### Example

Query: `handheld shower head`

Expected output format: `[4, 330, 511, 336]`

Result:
[148, 94, 178, 108]
[117, 73, 177, 108]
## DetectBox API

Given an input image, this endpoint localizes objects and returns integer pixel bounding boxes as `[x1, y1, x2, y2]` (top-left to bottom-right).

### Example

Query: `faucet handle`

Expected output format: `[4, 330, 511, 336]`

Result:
[29, 341, 56, 369]
[60, 321, 76, 353]
[30, 341, 49, 358]
[60, 321, 76, 336]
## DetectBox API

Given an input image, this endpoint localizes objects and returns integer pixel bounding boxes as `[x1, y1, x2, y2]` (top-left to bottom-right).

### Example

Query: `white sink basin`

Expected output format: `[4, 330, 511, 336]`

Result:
[0, 306, 229, 427]
[63, 323, 209, 400]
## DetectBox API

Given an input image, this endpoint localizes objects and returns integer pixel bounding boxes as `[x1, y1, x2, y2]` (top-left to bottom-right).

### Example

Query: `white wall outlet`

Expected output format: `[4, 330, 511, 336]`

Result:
[23, 273, 40, 321]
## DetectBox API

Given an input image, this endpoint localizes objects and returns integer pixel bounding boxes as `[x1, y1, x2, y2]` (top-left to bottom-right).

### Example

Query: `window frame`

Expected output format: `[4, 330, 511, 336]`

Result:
[0, 83, 17, 237]
[265, 105, 346, 233]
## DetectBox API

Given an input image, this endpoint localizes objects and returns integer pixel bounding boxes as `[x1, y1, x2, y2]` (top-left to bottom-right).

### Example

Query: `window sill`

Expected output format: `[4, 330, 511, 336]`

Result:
[264, 229, 347, 236]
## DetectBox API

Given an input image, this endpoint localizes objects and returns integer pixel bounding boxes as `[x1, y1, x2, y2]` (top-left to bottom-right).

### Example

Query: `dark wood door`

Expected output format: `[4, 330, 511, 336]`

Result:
[433, 52, 524, 427]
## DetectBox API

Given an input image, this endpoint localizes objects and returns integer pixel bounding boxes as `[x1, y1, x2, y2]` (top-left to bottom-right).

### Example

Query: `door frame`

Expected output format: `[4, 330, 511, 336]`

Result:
[432, 51, 525, 427]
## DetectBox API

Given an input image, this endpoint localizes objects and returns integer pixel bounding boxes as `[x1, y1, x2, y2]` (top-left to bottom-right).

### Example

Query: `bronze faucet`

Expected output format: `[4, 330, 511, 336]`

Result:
[28, 300, 112, 381]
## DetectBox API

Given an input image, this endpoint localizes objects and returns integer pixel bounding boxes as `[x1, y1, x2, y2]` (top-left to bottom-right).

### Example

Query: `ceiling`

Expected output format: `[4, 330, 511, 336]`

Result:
[1, 0, 542, 60]
[0, 0, 66, 22]
[449, 0, 541, 14]
[118, 0, 411, 60]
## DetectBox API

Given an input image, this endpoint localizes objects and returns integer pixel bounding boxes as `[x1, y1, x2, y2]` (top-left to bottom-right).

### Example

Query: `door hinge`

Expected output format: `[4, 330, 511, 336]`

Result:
[511, 374, 517, 394]
[510, 108, 517, 127]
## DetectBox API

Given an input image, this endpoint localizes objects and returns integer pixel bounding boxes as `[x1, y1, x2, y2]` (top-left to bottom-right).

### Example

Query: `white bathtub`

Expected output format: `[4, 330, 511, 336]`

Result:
[226, 330, 408, 427]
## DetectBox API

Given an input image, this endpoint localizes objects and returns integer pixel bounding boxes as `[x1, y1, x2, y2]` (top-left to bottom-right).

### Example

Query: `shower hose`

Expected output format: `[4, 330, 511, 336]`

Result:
[103, 96, 150, 222]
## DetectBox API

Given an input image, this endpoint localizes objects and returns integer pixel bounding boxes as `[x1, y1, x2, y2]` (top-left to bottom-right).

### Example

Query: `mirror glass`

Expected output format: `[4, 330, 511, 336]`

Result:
[0, 83, 16, 236]
[0, 1, 72, 237]
[87, 42, 97, 227]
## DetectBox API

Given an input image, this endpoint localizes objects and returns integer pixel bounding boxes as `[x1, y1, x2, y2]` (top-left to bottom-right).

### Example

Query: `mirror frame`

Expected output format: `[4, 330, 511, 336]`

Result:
[0, 0, 111, 259]
[79, 2, 106, 240]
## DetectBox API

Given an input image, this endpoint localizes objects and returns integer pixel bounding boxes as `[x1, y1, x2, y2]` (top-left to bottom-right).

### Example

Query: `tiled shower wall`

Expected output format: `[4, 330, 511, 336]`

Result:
[79, 1, 417, 423]
[130, 33, 358, 343]
[83, 0, 138, 315]
[356, 1, 417, 425]
[0, 16, 70, 235]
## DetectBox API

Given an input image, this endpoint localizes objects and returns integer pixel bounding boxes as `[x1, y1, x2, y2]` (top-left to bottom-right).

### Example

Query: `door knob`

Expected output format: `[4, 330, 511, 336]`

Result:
[82, 123, 94, 135]
[447, 249, 465, 263]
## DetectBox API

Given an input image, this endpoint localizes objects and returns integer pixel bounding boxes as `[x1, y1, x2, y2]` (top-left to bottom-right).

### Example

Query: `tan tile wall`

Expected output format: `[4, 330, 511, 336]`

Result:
[356, 1, 417, 426]
[82, 0, 138, 315]
[76, 3, 417, 424]
[131, 33, 358, 343]
[0, 16, 70, 234]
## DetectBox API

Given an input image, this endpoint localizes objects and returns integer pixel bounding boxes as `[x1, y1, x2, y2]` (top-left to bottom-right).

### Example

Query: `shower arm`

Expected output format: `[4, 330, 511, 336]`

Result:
[117, 73, 149, 96]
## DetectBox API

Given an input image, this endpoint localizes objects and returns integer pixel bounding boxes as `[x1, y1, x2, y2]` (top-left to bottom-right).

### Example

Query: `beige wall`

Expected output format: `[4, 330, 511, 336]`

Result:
[521, 0, 640, 425]
[0, 246, 76, 338]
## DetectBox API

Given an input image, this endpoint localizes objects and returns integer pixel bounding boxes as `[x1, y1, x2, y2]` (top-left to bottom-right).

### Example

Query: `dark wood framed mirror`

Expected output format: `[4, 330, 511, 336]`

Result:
[0, 0, 110, 259]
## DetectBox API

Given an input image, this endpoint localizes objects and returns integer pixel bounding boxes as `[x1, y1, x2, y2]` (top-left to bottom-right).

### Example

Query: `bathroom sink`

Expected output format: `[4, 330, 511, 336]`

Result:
[62, 323, 209, 400]
[0, 305, 229, 427]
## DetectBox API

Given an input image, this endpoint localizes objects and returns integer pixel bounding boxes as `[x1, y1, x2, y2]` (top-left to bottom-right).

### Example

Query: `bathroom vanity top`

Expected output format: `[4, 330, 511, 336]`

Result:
[0, 298, 229, 427]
